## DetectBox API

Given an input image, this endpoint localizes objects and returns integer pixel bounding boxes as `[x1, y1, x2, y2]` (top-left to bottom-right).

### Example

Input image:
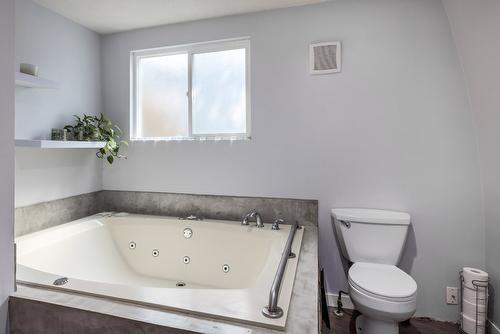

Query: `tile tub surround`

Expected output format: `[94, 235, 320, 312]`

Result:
[9, 297, 198, 334]
[15, 191, 318, 236]
[100, 191, 318, 226]
[15, 192, 101, 236]
[11, 223, 319, 333]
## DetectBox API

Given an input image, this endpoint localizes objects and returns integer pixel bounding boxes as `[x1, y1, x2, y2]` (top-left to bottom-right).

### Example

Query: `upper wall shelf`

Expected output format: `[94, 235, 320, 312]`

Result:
[15, 139, 106, 149]
[15, 72, 59, 89]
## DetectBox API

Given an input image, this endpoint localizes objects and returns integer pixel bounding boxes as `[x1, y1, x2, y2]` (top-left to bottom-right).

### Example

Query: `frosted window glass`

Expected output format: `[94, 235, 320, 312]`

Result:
[192, 48, 246, 135]
[138, 54, 188, 138]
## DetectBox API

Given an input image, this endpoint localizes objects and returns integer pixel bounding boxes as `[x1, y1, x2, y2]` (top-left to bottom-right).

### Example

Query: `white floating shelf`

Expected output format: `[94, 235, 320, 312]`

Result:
[15, 72, 59, 89]
[15, 139, 106, 149]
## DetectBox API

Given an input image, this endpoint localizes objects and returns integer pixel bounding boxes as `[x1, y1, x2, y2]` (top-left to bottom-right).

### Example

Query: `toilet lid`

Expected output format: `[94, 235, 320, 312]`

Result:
[348, 262, 417, 301]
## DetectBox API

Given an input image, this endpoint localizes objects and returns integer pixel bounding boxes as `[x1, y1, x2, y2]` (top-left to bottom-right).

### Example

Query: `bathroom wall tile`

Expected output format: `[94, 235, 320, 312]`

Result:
[9, 297, 198, 334]
[102, 191, 319, 224]
[287, 225, 320, 333]
[10, 297, 62, 334]
[15, 191, 318, 236]
[15, 192, 102, 237]
[295, 200, 318, 226]
[135, 192, 161, 215]
[102, 191, 161, 215]
[100, 190, 135, 213]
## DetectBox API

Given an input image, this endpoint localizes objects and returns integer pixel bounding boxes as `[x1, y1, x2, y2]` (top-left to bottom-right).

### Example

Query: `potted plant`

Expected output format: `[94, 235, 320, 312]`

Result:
[64, 114, 128, 164]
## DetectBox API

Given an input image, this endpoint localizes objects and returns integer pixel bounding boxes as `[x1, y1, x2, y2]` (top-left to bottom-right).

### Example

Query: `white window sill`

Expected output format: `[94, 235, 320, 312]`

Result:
[129, 135, 251, 142]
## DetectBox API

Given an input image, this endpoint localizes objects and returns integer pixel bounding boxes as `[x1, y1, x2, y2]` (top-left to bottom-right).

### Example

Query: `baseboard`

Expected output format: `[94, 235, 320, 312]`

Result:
[326, 292, 355, 310]
[325, 292, 500, 332]
[490, 321, 500, 334]
[326, 293, 500, 332]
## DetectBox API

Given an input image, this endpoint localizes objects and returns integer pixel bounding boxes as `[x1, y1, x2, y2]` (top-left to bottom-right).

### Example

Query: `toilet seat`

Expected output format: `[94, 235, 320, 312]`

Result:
[348, 262, 417, 303]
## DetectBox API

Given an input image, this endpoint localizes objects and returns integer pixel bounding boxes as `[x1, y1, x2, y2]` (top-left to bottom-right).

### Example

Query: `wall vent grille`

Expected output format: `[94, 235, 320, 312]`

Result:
[310, 41, 341, 74]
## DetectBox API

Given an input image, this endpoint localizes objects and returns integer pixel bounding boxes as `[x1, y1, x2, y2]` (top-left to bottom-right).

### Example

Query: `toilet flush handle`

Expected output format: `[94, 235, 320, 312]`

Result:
[339, 220, 351, 229]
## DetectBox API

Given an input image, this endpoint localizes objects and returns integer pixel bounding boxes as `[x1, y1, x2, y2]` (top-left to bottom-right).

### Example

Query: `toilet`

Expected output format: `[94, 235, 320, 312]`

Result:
[331, 208, 417, 334]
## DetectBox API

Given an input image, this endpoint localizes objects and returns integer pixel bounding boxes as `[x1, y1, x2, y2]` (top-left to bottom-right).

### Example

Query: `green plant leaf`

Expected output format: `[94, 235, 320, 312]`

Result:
[64, 113, 127, 163]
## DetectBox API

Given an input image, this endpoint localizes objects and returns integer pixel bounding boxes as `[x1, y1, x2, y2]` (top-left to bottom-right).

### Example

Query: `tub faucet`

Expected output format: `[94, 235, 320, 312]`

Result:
[242, 210, 264, 228]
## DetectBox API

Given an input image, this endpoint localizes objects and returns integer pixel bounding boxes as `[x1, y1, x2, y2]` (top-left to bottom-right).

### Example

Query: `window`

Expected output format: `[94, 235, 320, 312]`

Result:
[131, 38, 250, 140]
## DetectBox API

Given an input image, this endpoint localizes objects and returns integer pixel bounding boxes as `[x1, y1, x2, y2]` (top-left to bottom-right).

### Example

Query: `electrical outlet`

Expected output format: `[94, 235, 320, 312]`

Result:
[446, 287, 459, 305]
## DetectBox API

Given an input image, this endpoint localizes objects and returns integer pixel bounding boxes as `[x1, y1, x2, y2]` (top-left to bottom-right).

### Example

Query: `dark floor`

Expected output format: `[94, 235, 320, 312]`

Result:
[322, 308, 460, 334]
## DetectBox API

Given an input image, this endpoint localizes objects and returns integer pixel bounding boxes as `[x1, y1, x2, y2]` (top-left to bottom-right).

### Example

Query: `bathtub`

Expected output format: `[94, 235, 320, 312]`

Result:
[15, 213, 305, 330]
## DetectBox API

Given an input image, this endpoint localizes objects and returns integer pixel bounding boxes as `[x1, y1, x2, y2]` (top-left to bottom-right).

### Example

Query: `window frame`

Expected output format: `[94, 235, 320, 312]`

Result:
[130, 37, 251, 141]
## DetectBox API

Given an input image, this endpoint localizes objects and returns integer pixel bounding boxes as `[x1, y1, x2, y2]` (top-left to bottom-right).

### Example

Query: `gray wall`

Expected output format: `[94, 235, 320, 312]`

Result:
[15, 0, 103, 207]
[101, 0, 484, 320]
[443, 0, 500, 327]
[0, 0, 16, 331]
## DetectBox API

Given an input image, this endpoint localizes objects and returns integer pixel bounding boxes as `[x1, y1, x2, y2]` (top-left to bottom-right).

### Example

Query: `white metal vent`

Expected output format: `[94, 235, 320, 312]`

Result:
[310, 41, 341, 74]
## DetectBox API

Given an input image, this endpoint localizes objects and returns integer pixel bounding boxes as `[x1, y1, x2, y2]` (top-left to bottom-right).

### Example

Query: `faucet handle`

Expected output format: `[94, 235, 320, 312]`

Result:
[272, 219, 285, 230]
[247, 209, 258, 216]
[242, 209, 256, 218]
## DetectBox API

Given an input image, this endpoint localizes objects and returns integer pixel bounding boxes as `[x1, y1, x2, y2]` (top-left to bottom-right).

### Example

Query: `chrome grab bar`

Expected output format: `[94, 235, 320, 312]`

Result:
[262, 220, 299, 319]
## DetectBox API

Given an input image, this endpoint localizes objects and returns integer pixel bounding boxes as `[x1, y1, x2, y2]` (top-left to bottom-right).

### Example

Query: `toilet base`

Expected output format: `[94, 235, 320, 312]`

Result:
[356, 315, 399, 334]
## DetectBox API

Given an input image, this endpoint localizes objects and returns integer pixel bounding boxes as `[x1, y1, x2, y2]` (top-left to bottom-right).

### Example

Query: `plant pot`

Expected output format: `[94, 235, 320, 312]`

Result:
[91, 131, 101, 141]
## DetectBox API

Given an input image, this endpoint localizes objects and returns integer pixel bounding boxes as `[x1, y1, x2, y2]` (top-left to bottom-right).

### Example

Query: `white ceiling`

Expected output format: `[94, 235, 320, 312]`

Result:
[31, 0, 329, 34]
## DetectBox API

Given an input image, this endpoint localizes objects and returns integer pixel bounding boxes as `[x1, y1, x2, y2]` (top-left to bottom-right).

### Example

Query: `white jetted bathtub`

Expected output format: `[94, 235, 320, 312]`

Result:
[15, 213, 304, 329]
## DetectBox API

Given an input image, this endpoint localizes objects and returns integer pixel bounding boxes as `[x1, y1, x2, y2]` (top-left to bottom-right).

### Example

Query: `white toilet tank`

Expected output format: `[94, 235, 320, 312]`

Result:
[331, 208, 411, 265]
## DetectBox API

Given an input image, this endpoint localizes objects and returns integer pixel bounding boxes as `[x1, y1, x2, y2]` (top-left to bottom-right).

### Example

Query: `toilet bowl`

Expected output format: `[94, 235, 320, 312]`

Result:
[348, 262, 417, 334]
[331, 208, 418, 334]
